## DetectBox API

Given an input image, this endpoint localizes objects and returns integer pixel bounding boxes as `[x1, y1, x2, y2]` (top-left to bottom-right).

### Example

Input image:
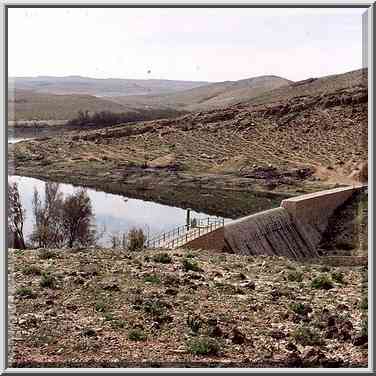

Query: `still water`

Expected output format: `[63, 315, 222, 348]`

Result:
[9, 175, 229, 247]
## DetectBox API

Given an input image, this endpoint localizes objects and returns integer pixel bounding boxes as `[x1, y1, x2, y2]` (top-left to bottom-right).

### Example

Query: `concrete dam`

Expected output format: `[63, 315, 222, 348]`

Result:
[183, 185, 366, 260]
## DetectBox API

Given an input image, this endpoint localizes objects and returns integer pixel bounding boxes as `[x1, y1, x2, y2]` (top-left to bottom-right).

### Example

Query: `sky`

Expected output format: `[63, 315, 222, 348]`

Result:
[8, 7, 367, 82]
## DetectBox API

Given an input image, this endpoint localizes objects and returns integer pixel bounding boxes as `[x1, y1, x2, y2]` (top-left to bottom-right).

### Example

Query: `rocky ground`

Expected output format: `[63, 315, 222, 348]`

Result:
[8, 247, 368, 368]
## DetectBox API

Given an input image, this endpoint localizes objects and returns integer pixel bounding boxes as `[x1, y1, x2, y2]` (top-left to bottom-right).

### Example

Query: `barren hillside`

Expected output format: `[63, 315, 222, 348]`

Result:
[8, 90, 130, 121]
[110, 75, 292, 111]
[10, 68, 367, 204]
[8, 76, 209, 97]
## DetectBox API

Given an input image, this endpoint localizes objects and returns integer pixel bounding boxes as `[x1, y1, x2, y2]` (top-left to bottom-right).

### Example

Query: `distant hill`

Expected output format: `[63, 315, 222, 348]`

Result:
[8, 89, 131, 121]
[8, 76, 209, 97]
[110, 75, 292, 111]
[245, 69, 367, 107]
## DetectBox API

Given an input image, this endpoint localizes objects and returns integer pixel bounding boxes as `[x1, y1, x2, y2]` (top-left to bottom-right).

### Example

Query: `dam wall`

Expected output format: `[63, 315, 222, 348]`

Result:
[184, 185, 365, 260]
[280, 185, 363, 249]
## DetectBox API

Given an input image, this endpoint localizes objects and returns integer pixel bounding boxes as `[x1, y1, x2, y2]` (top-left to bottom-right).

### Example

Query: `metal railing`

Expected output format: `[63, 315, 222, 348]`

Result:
[146, 217, 225, 249]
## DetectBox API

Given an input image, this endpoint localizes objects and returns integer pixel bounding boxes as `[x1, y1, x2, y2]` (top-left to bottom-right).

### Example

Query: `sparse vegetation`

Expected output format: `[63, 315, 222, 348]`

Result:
[292, 325, 323, 346]
[187, 315, 203, 334]
[187, 336, 221, 356]
[143, 274, 161, 284]
[22, 265, 41, 275]
[40, 272, 57, 289]
[128, 328, 147, 341]
[152, 252, 172, 264]
[182, 258, 202, 272]
[287, 270, 304, 282]
[15, 287, 34, 298]
[8, 248, 367, 366]
[290, 302, 308, 315]
[311, 275, 334, 290]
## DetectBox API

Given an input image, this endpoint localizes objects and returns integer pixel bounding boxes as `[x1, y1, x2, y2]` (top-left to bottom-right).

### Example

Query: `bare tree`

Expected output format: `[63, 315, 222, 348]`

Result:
[31, 183, 65, 248]
[8, 182, 26, 249]
[61, 189, 95, 248]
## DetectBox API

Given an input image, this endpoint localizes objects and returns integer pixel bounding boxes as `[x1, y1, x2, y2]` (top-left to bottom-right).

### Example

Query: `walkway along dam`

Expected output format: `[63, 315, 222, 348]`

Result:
[163, 184, 367, 260]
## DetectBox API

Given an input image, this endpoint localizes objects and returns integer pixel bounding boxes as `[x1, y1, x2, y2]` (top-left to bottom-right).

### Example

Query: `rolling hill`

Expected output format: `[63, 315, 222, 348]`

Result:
[8, 89, 131, 121]
[8, 76, 209, 97]
[110, 75, 292, 111]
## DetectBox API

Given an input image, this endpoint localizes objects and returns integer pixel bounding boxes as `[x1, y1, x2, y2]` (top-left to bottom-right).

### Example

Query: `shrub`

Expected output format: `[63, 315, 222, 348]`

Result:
[182, 258, 201, 272]
[187, 315, 202, 334]
[102, 313, 113, 322]
[39, 249, 57, 259]
[292, 325, 323, 346]
[95, 301, 106, 313]
[110, 319, 126, 329]
[331, 272, 345, 284]
[22, 265, 41, 276]
[311, 275, 334, 290]
[152, 252, 172, 264]
[128, 328, 147, 341]
[40, 272, 56, 288]
[127, 228, 146, 252]
[143, 274, 161, 284]
[187, 336, 221, 356]
[290, 303, 308, 315]
[287, 270, 304, 282]
[143, 299, 166, 317]
[16, 287, 34, 298]
[360, 295, 368, 310]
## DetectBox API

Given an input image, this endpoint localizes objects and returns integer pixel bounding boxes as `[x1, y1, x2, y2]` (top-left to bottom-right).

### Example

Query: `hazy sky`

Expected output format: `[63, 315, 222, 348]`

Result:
[8, 7, 367, 82]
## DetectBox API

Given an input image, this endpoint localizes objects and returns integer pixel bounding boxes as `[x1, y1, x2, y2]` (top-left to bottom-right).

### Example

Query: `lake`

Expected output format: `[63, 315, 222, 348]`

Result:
[8, 175, 230, 247]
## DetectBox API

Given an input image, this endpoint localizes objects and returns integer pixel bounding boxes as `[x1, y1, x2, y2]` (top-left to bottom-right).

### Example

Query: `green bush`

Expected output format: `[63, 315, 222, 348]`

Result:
[290, 303, 307, 315]
[187, 315, 202, 334]
[143, 274, 161, 284]
[40, 272, 56, 288]
[143, 299, 166, 317]
[110, 319, 127, 330]
[360, 295, 368, 310]
[182, 258, 201, 272]
[128, 328, 147, 341]
[287, 270, 304, 282]
[152, 253, 172, 264]
[16, 287, 34, 298]
[187, 336, 221, 356]
[95, 301, 106, 313]
[22, 265, 41, 276]
[103, 312, 114, 322]
[311, 275, 334, 290]
[292, 325, 323, 346]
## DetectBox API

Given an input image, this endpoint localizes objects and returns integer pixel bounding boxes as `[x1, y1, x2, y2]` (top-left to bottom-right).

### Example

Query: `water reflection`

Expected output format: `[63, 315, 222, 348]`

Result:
[8, 175, 229, 247]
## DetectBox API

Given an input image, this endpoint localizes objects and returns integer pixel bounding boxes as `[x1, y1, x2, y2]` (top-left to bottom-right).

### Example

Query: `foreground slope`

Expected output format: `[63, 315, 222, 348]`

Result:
[9, 248, 367, 367]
